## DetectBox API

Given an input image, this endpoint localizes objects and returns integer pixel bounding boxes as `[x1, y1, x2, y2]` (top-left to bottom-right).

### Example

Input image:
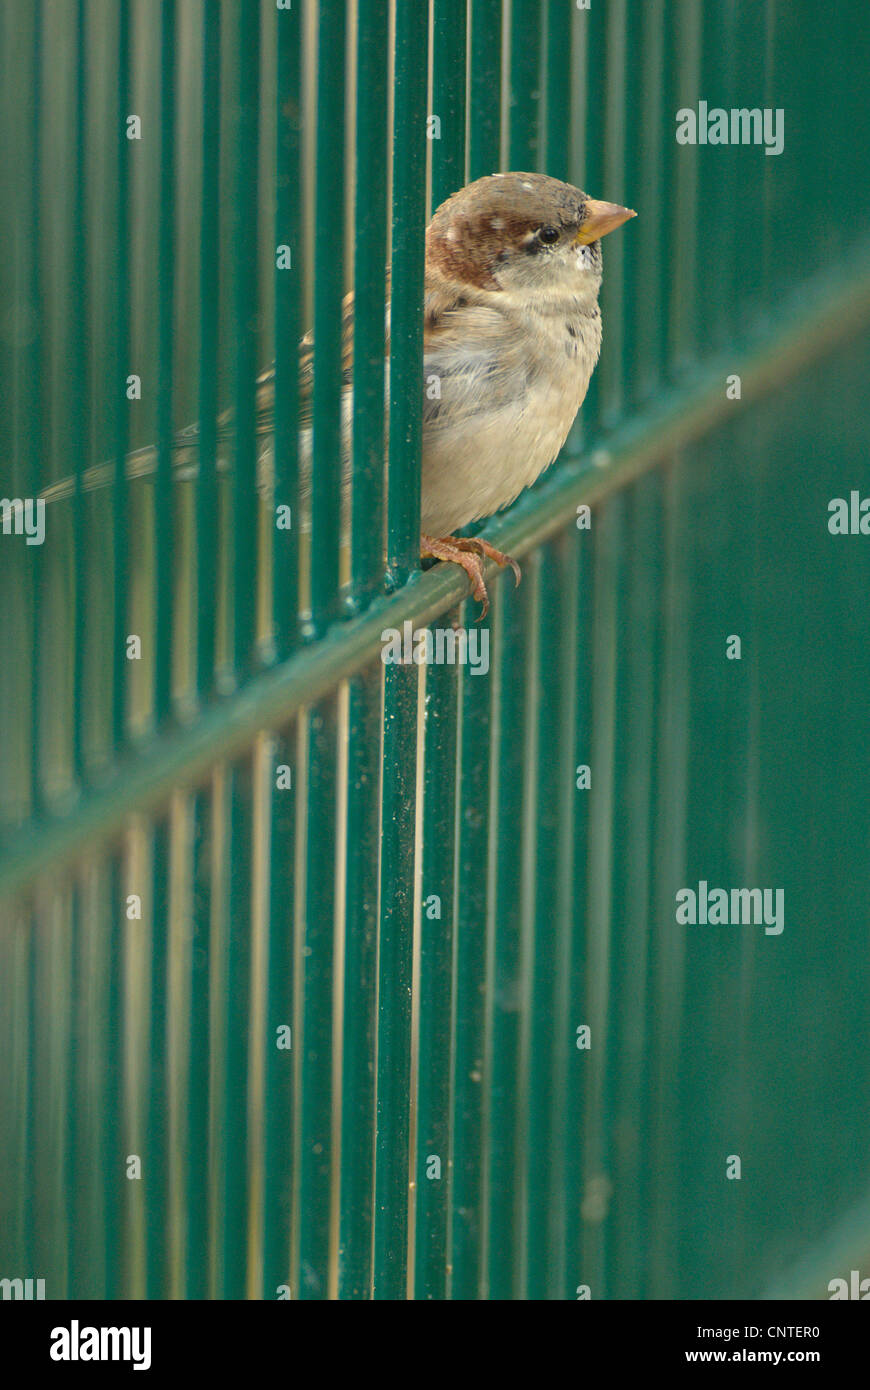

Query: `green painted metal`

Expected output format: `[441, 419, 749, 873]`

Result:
[298, 699, 338, 1297]
[349, 2, 389, 612]
[338, 670, 379, 1297]
[486, 576, 533, 1298]
[272, 0, 301, 656]
[155, 1, 177, 721]
[1, 0, 870, 1304]
[414, 626, 459, 1300]
[450, 602, 493, 1298]
[468, 0, 501, 180]
[195, 1, 221, 693]
[310, 0, 345, 636]
[386, 0, 428, 591]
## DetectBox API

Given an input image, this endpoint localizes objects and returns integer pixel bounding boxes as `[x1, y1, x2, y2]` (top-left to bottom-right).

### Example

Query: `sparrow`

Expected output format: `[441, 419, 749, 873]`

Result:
[40, 172, 635, 617]
[408, 171, 635, 611]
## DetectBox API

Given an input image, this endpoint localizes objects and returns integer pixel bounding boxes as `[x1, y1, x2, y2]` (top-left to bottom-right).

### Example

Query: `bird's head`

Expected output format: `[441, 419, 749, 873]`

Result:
[426, 171, 635, 305]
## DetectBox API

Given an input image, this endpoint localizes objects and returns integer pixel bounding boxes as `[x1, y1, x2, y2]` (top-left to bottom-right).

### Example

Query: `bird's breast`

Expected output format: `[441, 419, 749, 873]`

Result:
[420, 305, 602, 535]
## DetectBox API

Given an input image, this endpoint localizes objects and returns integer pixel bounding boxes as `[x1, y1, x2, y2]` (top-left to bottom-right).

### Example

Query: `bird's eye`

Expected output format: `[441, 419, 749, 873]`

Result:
[538, 225, 560, 245]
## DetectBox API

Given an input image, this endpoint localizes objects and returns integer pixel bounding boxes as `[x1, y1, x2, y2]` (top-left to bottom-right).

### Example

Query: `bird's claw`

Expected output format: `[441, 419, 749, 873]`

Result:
[420, 533, 522, 620]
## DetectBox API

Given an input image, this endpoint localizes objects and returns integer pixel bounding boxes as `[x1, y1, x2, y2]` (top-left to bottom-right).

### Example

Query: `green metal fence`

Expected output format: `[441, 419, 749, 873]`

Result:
[1, 0, 869, 1300]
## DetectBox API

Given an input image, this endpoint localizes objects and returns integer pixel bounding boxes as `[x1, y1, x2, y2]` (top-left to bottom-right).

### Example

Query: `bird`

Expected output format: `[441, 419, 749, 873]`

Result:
[412, 172, 634, 611]
[40, 172, 635, 617]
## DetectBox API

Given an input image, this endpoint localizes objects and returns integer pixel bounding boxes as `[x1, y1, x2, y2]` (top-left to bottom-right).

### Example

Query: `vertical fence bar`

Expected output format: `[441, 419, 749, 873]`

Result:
[431, 0, 467, 211]
[70, 0, 89, 777]
[562, 527, 594, 1297]
[220, 760, 255, 1297]
[386, 1, 428, 590]
[24, 902, 39, 1287]
[733, 421, 762, 1298]
[656, 2, 678, 388]
[618, 0, 641, 421]
[699, 0, 738, 352]
[414, 644, 460, 1299]
[261, 727, 297, 1297]
[525, 541, 571, 1299]
[338, 669, 381, 1297]
[31, 892, 72, 1295]
[0, 907, 33, 1283]
[449, 603, 494, 1299]
[468, 0, 501, 182]
[373, 664, 418, 1297]
[101, 855, 126, 1298]
[578, 0, 604, 433]
[630, 0, 664, 404]
[604, 472, 660, 1299]
[185, 786, 212, 1299]
[548, 530, 583, 1300]
[296, 700, 339, 1297]
[515, 551, 545, 1301]
[597, 0, 629, 430]
[506, 0, 542, 172]
[25, 0, 46, 819]
[731, 0, 769, 333]
[542, 0, 572, 183]
[110, 0, 131, 749]
[578, 498, 622, 1299]
[646, 458, 690, 1297]
[166, 800, 190, 1298]
[272, 0, 302, 655]
[485, 577, 531, 1299]
[154, 0, 176, 724]
[195, 0, 221, 697]
[678, 426, 749, 1297]
[230, 0, 261, 675]
[145, 818, 171, 1296]
[348, 0, 389, 612]
[513, 559, 542, 1299]
[81, 19, 120, 794]
[758, 0, 777, 316]
[666, 0, 701, 375]
[75, 871, 109, 1312]
[309, 0, 346, 633]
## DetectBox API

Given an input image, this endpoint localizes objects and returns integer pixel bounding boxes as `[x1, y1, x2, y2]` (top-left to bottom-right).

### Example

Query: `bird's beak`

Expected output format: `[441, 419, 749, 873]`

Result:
[573, 199, 636, 244]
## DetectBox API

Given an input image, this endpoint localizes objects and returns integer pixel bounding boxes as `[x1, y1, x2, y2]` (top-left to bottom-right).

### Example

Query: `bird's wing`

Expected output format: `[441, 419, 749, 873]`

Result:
[38, 272, 401, 505]
[421, 278, 514, 429]
[206, 282, 360, 443]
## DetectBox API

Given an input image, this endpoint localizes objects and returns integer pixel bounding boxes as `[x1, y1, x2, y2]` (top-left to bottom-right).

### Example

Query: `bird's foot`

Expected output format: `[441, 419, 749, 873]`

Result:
[420, 533, 522, 620]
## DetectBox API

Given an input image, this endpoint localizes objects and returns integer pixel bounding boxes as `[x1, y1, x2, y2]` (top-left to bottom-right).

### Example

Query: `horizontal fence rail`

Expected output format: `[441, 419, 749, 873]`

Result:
[1, 0, 869, 1300]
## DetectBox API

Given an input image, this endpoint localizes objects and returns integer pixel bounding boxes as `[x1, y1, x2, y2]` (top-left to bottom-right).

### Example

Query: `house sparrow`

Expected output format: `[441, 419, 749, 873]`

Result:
[40, 172, 634, 617]
[410, 171, 635, 611]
